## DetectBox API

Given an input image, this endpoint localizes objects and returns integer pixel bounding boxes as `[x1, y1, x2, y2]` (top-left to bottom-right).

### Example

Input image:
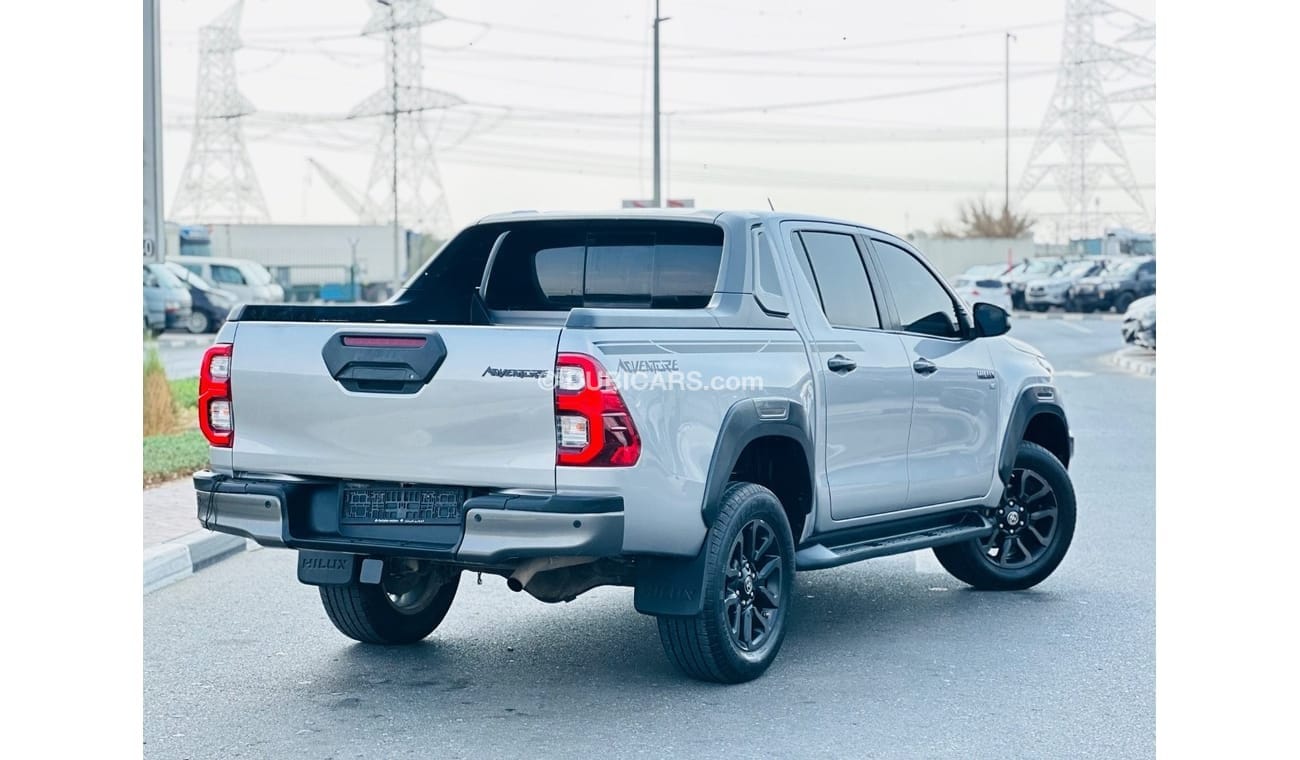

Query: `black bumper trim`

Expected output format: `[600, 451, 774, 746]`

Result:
[463, 493, 623, 514]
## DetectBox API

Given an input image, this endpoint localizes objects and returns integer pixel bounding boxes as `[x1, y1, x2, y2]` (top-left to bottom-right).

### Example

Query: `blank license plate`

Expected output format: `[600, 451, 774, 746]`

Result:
[341, 484, 466, 526]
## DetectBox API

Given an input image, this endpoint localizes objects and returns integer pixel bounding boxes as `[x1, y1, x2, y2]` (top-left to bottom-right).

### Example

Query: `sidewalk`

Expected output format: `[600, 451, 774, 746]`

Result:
[143, 477, 255, 593]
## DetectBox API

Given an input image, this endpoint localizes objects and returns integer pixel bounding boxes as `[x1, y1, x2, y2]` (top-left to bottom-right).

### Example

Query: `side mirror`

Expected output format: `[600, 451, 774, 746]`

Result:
[972, 302, 1011, 338]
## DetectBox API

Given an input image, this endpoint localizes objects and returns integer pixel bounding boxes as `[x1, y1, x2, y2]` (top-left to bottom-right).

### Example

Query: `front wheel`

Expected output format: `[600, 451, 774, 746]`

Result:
[1113, 291, 1136, 313]
[186, 310, 211, 334]
[933, 442, 1076, 590]
[657, 482, 795, 683]
[319, 560, 460, 644]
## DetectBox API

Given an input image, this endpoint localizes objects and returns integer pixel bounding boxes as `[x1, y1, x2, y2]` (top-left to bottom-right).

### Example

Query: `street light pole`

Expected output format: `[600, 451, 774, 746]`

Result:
[652, 1, 668, 207]
[1004, 31, 1016, 215]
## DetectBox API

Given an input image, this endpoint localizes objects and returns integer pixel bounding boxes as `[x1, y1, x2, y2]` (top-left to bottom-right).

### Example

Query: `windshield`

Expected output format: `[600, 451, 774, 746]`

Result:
[1025, 259, 1058, 274]
[1060, 261, 1097, 278]
[244, 262, 275, 285]
[146, 263, 187, 290]
[1108, 259, 1143, 277]
[163, 261, 215, 291]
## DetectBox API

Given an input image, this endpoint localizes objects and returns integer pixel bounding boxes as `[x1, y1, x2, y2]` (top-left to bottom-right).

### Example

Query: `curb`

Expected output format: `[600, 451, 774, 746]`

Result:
[1013, 312, 1123, 322]
[144, 530, 256, 594]
[149, 334, 213, 349]
[1109, 349, 1156, 376]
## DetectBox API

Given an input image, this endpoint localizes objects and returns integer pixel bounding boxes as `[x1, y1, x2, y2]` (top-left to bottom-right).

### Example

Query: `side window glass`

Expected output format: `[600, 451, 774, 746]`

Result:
[797, 231, 881, 330]
[872, 240, 962, 339]
[751, 228, 788, 314]
[212, 265, 246, 285]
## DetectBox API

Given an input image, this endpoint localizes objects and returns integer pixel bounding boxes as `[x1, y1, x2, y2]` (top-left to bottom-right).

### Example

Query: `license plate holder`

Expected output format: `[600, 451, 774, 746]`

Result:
[340, 484, 466, 526]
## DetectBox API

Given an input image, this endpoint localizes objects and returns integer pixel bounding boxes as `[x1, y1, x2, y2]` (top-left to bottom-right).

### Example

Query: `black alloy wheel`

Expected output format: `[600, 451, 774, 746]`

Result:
[933, 441, 1076, 591]
[981, 466, 1059, 569]
[723, 519, 784, 651]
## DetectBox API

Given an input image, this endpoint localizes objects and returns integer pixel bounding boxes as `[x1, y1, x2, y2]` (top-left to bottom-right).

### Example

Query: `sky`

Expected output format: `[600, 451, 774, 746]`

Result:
[159, 0, 1156, 242]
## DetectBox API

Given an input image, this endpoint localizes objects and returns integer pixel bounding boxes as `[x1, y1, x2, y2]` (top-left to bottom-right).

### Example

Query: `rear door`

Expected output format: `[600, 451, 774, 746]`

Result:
[866, 236, 1000, 507]
[784, 225, 913, 520]
[229, 323, 561, 489]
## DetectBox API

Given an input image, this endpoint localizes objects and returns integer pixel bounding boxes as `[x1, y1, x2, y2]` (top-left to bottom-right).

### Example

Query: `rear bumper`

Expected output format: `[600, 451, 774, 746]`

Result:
[192, 471, 624, 567]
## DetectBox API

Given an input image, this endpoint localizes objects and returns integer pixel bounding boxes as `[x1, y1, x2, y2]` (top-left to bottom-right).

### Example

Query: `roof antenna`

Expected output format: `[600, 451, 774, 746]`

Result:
[766, 197, 776, 211]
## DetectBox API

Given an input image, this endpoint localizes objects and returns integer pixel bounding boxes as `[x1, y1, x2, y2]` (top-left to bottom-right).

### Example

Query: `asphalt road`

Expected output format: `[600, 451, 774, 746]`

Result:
[152, 334, 213, 379]
[144, 316, 1153, 759]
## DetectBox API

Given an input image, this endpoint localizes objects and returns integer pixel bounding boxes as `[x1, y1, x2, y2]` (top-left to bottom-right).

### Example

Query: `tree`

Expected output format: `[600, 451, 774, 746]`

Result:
[935, 198, 1035, 238]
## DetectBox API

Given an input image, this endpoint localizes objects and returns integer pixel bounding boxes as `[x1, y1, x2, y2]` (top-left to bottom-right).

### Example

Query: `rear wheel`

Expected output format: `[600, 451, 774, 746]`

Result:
[319, 560, 460, 644]
[933, 442, 1076, 590]
[657, 482, 795, 683]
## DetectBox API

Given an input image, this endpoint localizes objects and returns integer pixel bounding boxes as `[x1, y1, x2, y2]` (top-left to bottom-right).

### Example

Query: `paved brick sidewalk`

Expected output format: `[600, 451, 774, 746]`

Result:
[144, 475, 252, 592]
[144, 478, 202, 547]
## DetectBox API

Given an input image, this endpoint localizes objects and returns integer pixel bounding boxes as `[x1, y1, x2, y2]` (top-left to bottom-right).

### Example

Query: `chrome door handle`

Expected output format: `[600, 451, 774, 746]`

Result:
[827, 354, 857, 373]
[913, 358, 938, 375]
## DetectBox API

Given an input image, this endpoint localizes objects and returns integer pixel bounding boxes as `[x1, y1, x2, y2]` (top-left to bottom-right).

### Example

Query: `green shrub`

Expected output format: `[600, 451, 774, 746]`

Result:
[143, 429, 210, 485]
[170, 377, 199, 410]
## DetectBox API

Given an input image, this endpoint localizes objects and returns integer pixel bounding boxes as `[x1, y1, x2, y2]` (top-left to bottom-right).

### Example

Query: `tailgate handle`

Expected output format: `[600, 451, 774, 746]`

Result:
[321, 332, 448, 395]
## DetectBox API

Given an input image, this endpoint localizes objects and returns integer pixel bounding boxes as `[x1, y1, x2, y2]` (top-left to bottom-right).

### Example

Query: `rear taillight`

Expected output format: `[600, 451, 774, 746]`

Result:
[554, 353, 640, 466]
[199, 343, 233, 447]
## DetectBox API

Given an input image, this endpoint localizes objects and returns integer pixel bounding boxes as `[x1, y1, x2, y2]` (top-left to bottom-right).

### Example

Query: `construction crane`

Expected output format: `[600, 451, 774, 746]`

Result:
[307, 158, 380, 221]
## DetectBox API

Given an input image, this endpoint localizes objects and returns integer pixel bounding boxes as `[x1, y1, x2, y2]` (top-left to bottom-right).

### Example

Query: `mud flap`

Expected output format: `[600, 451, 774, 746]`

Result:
[297, 550, 357, 586]
[633, 548, 710, 616]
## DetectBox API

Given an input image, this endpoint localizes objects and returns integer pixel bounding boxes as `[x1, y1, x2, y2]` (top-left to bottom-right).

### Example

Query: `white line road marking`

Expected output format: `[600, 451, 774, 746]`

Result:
[1058, 321, 1092, 334]
[914, 550, 947, 575]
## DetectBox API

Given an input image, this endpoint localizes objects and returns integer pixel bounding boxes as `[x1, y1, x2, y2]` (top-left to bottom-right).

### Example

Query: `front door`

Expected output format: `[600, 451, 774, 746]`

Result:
[868, 237, 1001, 507]
[785, 227, 914, 520]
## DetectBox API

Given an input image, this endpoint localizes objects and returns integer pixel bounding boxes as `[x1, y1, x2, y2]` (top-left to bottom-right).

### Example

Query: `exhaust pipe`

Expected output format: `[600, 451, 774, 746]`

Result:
[507, 557, 593, 592]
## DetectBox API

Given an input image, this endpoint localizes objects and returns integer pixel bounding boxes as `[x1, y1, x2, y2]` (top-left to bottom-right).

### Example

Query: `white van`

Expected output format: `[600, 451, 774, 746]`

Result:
[170, 256, 285, 305]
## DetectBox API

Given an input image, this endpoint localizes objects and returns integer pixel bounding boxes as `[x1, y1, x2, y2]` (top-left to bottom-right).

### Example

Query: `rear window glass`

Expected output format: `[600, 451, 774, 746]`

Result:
[484, 223, 723, 310]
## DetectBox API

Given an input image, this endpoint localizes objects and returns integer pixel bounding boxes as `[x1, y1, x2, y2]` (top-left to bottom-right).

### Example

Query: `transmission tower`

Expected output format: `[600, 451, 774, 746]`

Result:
[1017, 0, 1154, 241]
[352, 0, 462, 242]
[171, 0, 271, 224]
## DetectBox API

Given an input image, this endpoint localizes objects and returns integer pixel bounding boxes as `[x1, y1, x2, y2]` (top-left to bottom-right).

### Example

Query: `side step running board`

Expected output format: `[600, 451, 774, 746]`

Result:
[795, 518, 995, 571]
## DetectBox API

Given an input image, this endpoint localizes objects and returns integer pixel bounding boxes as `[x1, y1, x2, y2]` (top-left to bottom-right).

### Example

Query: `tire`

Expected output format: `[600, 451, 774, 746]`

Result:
[933, 442, 1076, 591]
[186, 310, 210, 334]
[1113, 291, 1136, 314]
[657, 482, 796, 683]
[319, 561, 460, 645]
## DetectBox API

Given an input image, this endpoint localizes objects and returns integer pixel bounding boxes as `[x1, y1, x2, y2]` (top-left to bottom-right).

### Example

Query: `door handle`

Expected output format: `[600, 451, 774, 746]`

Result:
[913, 358, 938, 375]
[827, 354, 857, 373]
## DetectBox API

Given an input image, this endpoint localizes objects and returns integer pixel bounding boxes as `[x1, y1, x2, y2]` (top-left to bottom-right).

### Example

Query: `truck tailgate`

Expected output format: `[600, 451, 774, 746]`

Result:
[228, 322, 561, 489]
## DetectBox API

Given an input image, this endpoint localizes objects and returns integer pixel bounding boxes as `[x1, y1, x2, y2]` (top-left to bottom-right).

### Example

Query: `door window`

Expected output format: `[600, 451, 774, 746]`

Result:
[796, 231, 881, 330]
[872, 240, 962, 339]
[211, 265, 246, 285]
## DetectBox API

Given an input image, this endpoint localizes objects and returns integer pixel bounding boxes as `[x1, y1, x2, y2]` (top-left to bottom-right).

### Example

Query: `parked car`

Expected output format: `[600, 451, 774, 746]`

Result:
[952, 272, 1013, 312]
[143, 266, 166, 337]
[1003, 257, 1065, 310]
[144, 262, 192, 331]
[163, 261, 237, 334]
[194, 209, 1076, 684]
[169, 255, 285, 305]
[1121, 295, 1156, 349]
[1024, 259, 1106, 311]
[1070, 256, 1155, 313]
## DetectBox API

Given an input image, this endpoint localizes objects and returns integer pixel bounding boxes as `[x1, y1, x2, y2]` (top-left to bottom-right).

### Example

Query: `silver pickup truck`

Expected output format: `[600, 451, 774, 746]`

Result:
[194, 209, 1075, 683]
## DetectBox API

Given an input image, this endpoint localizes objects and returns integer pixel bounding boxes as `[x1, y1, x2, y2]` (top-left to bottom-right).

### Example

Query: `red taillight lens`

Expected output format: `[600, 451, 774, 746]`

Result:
[554, 353, 640, 466]
[199, 343, 233, 447]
